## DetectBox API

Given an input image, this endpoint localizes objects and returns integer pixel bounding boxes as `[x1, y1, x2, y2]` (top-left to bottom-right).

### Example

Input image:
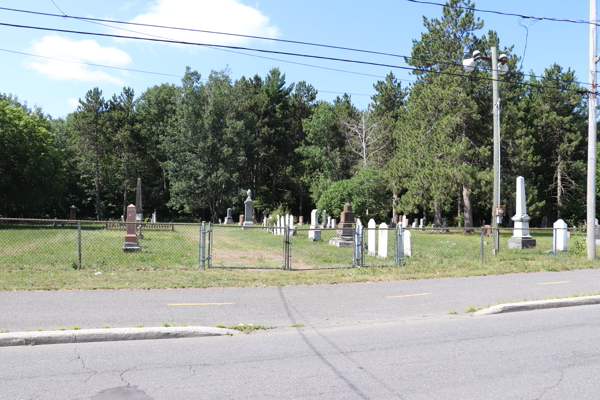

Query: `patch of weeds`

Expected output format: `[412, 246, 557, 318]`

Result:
[465, 306, 478, 313]
[1, 328, 9, 333]
[290, 324, 305, 328]
[448, 311, 458, 315]
[215, 323, 276, 334]
[71, 325, 82, 330]
[135, 325, 145, 328]
[103, 325, 114, 329]
[162, 321, 171, 327]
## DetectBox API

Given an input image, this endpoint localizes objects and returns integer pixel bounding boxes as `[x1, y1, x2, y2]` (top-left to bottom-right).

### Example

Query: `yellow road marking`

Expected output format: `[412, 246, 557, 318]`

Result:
[385, 293, 432, 299]
[537, 281, 571, 285]
[167, 303, 235, 306]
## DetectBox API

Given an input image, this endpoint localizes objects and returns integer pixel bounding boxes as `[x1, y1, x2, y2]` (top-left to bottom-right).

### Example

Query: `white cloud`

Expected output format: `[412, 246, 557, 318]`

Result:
[67, 98, 80, 109]
[117, 0, 280, 47]
[25, 36, 133, 84]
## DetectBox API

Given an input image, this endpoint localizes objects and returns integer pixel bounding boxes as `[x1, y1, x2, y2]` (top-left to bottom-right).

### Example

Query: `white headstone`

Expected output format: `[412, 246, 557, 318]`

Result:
[331, 218, 337, 229]
[152, 211, 157, 224]
[404, 229, 412, 257]
[378, 223, 388, 258]
[356, 218, 362, 227]
[121, 215, 125, 223]
[309, 209, 321, 241]
[419, 219, 424, 229]
[368, 219, 377, 255]
[403, 218, 408, 228]
[511, 176, 532, 238]
[553, 219, 568, 252]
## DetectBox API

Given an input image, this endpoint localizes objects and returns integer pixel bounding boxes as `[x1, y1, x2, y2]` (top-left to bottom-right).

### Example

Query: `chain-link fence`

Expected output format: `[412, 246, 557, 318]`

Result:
[0, 218, 594, 272]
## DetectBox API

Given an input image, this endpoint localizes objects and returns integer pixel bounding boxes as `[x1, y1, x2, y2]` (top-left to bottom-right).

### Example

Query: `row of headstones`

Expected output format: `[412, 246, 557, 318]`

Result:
[264, 214, 297, 236]
[364, 219, 413, 259]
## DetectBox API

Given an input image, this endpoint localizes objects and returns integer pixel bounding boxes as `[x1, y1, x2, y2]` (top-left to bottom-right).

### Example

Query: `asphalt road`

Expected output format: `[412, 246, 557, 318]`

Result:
[2, 304, 600, 399]
[2, 269, 600, 331]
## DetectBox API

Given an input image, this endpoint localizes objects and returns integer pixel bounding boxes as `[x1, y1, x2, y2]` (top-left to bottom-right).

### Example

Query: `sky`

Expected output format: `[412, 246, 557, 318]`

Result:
[0, 0, 595, 119]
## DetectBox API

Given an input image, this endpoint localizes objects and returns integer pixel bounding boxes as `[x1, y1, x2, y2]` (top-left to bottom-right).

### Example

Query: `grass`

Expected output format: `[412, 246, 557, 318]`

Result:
[0, 222, 599, 290]
[215, 323, 276, 334]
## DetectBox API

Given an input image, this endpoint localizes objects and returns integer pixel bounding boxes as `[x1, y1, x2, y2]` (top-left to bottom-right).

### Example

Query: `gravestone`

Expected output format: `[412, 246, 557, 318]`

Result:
[135, 178, 143, 222]
[299, 216, 304, 225]
[121, 215, 125, 223]
[123, 204, 141, 252]
[412, 220, 417, 228]
[239, 215, 244, 225]
[378, 223, 388, 258]
[419, 219, 424, 229]
[508, 176, 536, 249]
[69, 205, 77, 221]
[327, 216, 332, 227]
[330, 218, 337, 229]
[404, 230, 412, 257]
[152, 210, 157, 224]
[243, 189, 253, 228]
[225, 208, 234, 224]
[308, 209, 321, 241]
[403, 218, 408, 228]
[440, 217, 449, 233]
[540, 216, 548, 228]
[367, 219, 377, 255]
[329, 203, 355, 247]
[321, 210, 328, 229]
[553, 219, 568, 252]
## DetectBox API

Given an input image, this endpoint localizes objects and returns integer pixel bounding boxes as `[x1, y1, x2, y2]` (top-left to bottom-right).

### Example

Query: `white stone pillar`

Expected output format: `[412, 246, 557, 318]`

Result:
[368, 219, 377, 255]
[378, 223, 388, 258]
[404, 229, 412, 257]
[553, 219, 568, 252]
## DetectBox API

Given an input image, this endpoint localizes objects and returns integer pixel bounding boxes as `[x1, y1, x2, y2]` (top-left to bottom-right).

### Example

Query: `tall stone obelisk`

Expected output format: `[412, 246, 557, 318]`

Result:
[243, 189, 253, 228]
[508, 176, 536, 249]
[135, 178, 143, 222]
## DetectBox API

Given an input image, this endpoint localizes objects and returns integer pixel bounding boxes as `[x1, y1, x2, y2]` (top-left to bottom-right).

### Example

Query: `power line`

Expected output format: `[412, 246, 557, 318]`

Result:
[0, 21, 591, 96]
[0, 5, 494, 75]
[0, 48, 182, 78]
[405, 0, 600, 27]
[49, 0, 65, 16]
[2, 5, 594, 87]
[1, 47, 375, 99]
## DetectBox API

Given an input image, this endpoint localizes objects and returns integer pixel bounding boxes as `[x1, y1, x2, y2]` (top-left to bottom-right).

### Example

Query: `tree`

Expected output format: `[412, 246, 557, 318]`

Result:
[316, 167, 390, 223]
[162, 68, 255, 222]
[70, 88, 109, 220]
[340, 110, 388, 169]
[0, 101, 65, 216]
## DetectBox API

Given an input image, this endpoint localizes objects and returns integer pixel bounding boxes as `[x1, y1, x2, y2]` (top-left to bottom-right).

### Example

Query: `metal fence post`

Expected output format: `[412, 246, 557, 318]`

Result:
[396, 224, 405, 266]
[200, 221, 206, 270]
[207, 222, 212, 269]
[76, 221, 82, 270]
[287, 223, 292, 270]
[480, 227, 484, 263]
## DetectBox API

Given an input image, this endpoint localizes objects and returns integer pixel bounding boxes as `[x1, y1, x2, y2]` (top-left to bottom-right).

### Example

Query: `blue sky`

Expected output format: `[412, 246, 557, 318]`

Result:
[0, 0, 594, 118]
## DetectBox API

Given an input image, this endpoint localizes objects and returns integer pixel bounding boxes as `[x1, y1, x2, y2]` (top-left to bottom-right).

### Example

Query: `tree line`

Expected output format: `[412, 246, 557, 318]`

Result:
[0, 0, 595, 227]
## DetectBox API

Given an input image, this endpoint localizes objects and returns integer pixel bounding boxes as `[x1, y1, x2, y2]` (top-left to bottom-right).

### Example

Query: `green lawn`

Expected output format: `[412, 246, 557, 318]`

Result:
[0, 221, 598, 290]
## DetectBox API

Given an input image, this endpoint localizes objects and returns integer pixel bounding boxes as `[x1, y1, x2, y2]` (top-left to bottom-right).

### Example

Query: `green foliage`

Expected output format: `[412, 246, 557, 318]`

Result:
[0, 101, 66, 216]
[316, 167, 390, 222]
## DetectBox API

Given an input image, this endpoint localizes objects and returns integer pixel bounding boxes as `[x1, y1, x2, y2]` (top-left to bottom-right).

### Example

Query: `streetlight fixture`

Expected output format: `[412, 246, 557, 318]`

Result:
[463, 48, 509, 255]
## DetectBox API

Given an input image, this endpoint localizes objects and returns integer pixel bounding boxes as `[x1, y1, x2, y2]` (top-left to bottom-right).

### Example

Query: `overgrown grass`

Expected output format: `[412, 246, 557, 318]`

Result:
[0, 222, 598, 290]
[215, 323, 276, 334]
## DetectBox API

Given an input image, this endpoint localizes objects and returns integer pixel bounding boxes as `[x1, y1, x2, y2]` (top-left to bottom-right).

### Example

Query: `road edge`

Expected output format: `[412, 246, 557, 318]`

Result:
[0, 326, 235, 347]
[474, 295, 600, 316]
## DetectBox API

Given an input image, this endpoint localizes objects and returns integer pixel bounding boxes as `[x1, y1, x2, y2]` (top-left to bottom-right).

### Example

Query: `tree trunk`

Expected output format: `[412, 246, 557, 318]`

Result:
[123, 158, 128, 218]
[462, 183, 473, 232]
[95, 144, 101, 221]
[457, 186, 462, 227]
[392, 192, 398, 223]
[556, 156, 563, 219]
[434, 202, 442, 227]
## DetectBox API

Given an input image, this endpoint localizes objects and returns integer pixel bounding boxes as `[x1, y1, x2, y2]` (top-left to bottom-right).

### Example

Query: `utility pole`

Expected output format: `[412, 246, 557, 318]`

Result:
[491, 47, 500, 255]
[588, 0, 597, 259]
